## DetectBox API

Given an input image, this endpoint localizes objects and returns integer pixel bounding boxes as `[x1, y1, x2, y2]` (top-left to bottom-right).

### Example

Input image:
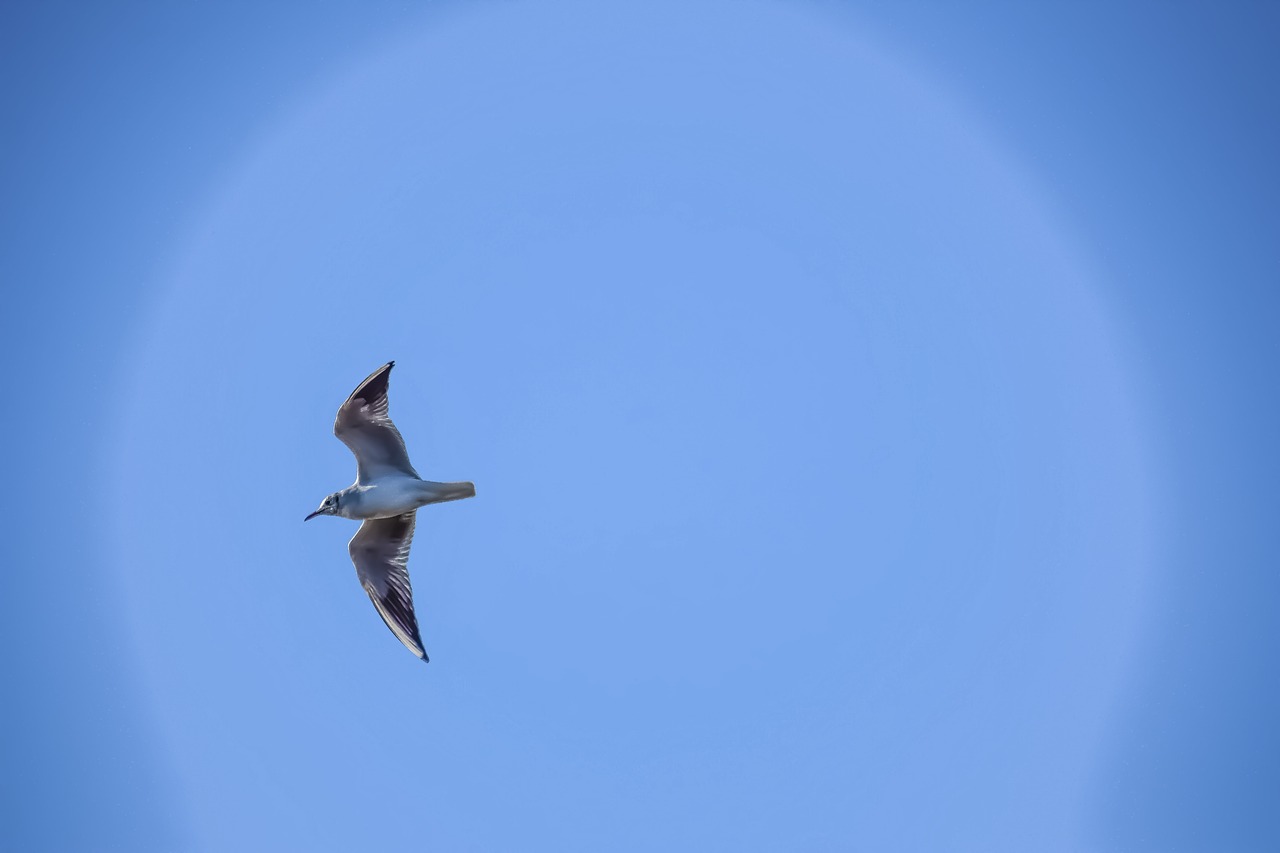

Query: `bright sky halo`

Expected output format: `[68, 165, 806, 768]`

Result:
[110, 2, 1156, 849]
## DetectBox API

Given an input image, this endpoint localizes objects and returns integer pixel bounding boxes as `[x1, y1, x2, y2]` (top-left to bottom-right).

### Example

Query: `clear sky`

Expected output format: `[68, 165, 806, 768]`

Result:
[2, 1, 1277, 851]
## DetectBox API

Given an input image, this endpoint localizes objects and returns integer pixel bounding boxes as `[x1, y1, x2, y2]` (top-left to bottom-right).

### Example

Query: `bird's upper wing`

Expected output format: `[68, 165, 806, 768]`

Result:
[334, 361, 419, 483]
[348, 512, 428, 662]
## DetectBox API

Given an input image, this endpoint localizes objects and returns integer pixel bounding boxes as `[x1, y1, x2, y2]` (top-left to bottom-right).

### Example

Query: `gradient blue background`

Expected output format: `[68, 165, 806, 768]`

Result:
[2, 2, 1276, 851]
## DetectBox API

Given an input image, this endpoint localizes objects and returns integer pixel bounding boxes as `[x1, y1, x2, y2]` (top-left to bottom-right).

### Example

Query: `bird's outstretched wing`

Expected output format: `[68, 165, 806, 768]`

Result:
[334, 361, 419, 484]
[348, 512, 428, 662]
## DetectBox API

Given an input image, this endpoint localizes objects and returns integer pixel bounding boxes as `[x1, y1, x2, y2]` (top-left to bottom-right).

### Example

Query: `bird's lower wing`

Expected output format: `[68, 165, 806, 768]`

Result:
[348, 512, 427, 662]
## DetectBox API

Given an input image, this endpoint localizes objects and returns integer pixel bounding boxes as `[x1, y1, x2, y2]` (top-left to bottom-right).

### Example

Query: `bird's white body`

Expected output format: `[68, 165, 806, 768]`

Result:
[335, 476, 476, 520]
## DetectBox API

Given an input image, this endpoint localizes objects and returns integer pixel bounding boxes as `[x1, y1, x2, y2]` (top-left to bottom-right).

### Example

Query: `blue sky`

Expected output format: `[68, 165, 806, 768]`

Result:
[2, 2, 1277, 850]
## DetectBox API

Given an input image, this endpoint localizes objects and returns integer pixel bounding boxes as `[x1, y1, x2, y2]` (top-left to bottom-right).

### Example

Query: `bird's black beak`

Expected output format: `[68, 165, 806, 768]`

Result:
[304, 510, 323, 521]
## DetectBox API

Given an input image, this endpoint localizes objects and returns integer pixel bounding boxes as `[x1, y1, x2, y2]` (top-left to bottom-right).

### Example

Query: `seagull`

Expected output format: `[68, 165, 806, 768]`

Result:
[306, 361, 474, 662]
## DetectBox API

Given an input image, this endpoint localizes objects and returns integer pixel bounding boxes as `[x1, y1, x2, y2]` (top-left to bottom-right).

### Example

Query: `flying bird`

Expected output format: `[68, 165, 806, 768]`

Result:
[306, 361, 474, 662]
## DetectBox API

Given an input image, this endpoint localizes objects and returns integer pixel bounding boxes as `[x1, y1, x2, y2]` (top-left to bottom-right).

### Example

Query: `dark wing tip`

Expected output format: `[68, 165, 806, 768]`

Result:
[421, 652, 430, 663]
[345, 361, 395, 408]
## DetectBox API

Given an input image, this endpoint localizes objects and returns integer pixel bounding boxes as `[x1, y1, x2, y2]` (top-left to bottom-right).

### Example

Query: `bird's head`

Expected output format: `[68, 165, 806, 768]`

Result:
[305, 492, 341, 521]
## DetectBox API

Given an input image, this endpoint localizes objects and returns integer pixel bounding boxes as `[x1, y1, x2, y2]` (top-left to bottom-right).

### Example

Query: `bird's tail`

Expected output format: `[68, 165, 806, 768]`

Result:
[419, 480, 476, 504]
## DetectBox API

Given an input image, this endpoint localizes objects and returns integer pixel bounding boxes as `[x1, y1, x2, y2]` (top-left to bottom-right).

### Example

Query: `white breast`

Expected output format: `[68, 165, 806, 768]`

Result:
[348, 477, 426, 519]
